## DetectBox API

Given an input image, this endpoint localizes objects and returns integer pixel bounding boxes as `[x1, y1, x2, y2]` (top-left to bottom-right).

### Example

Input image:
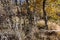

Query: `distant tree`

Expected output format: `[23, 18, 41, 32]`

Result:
[26, 0, 33, 24]
[43, 0, 48, 29]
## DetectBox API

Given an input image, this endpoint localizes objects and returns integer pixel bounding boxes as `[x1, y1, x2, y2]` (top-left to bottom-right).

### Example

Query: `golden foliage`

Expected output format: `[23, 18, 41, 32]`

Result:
[25, 0, 60, 20]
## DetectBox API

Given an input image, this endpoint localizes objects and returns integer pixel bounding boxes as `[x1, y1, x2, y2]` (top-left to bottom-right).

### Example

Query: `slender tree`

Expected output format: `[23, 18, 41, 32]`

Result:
[33, 0, 37, 27]
[26, 0, 33, 24]
[43, 0, 48, 29]
[25, 0, 33, 39]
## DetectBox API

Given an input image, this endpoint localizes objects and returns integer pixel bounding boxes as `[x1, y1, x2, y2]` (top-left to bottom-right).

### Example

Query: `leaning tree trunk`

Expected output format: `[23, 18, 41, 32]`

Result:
[43, 0, 48, 29]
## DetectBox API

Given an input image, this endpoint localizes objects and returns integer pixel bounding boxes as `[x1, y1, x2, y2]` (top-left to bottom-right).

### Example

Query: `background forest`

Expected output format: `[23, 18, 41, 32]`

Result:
[0, 0, 60, 40]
